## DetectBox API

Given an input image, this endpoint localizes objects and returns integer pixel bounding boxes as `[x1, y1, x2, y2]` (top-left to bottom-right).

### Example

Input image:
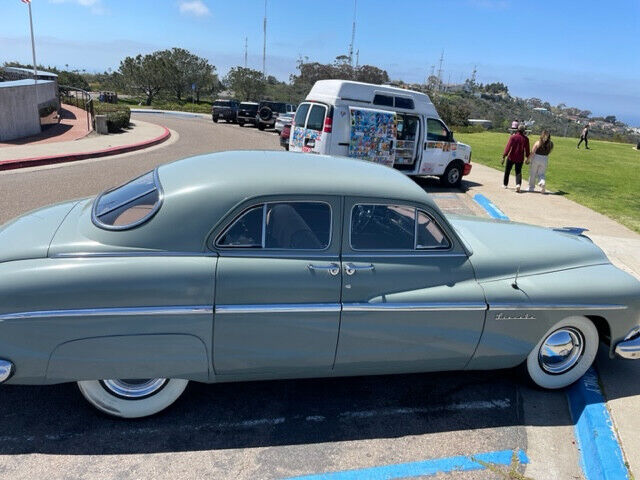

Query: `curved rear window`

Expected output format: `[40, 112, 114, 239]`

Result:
[93, 171, 162, 230]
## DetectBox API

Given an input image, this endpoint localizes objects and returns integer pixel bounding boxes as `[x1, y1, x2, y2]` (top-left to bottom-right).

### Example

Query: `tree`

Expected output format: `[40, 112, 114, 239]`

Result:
[118, 53, 169, 105]
[159, 48, 216, 102]
[224, 67, 265, 101]
[355, 65, 389, 84]
[605, 115, 617, 124]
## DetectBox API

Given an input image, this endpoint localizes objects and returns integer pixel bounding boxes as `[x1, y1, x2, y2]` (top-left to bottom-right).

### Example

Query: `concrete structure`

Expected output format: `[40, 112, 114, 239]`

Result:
[0, 79, 58, 141]
[1, 67, 58, 83]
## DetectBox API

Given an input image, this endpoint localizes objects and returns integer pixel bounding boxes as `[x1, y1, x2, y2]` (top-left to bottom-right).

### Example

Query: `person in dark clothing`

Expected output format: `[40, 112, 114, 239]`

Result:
[577, 124, 590, 149]
[501, 123, 530, 192]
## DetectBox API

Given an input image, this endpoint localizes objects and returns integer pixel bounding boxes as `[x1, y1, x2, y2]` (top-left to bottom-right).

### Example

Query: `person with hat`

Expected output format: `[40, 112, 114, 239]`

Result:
[501, 123, 530, 192]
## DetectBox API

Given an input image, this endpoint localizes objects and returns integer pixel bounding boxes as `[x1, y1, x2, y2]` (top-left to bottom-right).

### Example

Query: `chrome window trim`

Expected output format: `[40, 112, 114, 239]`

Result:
[92, 169, 164, 231]
[349, 203, 452, 252]
[343, 302, 487, 312]
[51, 251, 217, 258]
[215, 200, 333, 251]
[344, 252, 467, 259]
[0, 305, 213, 322]
[488, 303, 628, 311]
[215, 303, 341, 314]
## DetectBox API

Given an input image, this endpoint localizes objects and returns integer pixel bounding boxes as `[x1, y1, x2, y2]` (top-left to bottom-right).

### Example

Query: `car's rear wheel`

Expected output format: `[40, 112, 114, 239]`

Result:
[212, 116, 218, 123]
[257, 123, 266, 131]
[440, 162, 463, 188]
[526, 316, 598, 389]
[77, 378, 188, 418]
[238, 120, 245, 127]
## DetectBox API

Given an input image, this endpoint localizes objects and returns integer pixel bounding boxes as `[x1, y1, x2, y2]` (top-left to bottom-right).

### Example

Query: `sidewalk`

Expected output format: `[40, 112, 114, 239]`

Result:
[465, 163, 640, 479]
[0, 119, 170, 170]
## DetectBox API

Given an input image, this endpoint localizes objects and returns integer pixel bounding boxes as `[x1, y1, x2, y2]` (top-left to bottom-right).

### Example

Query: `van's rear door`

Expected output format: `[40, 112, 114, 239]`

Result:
[347, 107, 396, 168]
[289, 103, 311, 152]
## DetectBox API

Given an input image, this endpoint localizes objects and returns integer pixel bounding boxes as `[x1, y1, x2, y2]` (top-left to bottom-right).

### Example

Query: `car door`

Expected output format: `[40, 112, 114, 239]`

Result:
[289, 102, 310, 152]
[335, 198, 487, 374]
[212, 196, 343, 376]
[419, 118, 452, 176]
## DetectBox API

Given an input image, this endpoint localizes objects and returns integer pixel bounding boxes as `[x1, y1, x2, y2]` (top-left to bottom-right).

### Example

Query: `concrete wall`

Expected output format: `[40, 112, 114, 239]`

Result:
[0, 80, 58, 141]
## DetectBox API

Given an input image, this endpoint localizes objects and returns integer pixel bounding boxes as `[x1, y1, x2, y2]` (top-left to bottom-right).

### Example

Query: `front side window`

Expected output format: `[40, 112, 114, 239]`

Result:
[351, 204, 450, 250]
[294, 103, 310, 127]
[217, 202, 331, 250]
[93, 171, 161, 229]
[427, 118, 450, 142]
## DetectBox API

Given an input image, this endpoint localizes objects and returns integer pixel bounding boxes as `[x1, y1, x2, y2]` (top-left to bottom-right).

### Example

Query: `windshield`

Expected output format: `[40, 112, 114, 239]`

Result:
[214, 101, 232, 107]
[93, 170, 162, 229]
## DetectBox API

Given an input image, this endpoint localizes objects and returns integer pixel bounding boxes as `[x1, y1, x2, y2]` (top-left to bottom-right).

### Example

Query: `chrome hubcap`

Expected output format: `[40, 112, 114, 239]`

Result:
[539, 328, 584, 374]
[101, 378, 167, 399]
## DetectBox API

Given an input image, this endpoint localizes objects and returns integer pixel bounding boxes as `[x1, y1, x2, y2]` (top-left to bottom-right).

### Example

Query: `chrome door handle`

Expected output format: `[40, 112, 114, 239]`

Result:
[308, 263, 340, 276]
[344, 263, 375, 276]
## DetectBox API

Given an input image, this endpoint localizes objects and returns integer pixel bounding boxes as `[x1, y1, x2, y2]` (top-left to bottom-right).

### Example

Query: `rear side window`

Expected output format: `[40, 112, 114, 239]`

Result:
[93, 171, 161, 229]
[394, 97, 414, 109]
[217, 202, 331, 250]
[373, 94, 394, 107]
[350, 204, 450, 250]
[306, 105, 327, 132]
[294, 103, 310, 127]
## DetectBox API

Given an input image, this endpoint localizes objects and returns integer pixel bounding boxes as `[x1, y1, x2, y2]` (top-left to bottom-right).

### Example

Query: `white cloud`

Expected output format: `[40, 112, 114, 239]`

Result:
[178, 0, 210, 17]
[49, 0, 106, 15]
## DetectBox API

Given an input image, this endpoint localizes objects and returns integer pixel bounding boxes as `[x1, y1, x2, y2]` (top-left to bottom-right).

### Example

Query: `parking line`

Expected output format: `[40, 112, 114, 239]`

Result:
[472, 193, 510, 220]
[284, 449, 529, 480]
[567, 367, 629, 480]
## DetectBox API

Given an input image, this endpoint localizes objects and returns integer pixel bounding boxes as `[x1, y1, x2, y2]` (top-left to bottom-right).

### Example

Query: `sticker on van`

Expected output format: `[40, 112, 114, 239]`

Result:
[348, 108, 396, 167]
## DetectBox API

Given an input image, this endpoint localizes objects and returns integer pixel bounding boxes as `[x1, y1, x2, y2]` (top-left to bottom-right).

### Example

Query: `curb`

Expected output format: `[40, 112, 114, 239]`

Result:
[0, 126, 171, 171]
[131, 109, 209, 119]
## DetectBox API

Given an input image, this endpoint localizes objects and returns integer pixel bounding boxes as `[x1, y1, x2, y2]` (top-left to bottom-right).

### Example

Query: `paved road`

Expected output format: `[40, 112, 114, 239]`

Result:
[0, 113, 586, 479]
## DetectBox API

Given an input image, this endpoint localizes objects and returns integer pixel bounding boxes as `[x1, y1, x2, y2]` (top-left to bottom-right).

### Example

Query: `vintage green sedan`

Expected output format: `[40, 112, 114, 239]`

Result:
[1, 151, 639, 418]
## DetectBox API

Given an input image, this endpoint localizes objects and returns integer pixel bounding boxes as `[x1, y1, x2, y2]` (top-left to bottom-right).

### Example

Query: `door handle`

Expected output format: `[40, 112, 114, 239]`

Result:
[308, 263, 340, 276]
[344, 263, 375, 276]
[305, 138, 316, 148]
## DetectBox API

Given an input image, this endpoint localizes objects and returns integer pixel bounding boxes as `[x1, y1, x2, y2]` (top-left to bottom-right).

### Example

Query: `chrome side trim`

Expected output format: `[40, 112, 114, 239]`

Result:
[344, 252, 467, 259]
[489, 303, 628, 311]
[215, 303, 341, 314]
[51, 251, 217, 258]
[0, 305, 213, 321]
[343, 302, 487, 312]
[0, 360, 15, 383]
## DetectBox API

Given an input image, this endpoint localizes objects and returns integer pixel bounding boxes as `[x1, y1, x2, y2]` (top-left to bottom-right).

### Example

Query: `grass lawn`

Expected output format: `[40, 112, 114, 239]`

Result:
[455, 131, 640, 233]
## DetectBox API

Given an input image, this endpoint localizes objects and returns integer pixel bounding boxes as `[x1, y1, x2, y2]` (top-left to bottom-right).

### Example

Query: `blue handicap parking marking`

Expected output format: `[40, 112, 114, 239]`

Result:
[472, 193, 510, 221]
[568, 367, 630, 480]
[284, 449, 529, 480]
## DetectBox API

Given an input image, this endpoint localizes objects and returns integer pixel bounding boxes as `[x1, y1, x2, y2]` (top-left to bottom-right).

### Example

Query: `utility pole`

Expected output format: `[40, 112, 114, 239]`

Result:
[262, 0, 267, 76]
[437, 50, 444, 91]
[244, 37, 248, 68]
[348, 0, 357, 66]
[355, 49, 360, 69]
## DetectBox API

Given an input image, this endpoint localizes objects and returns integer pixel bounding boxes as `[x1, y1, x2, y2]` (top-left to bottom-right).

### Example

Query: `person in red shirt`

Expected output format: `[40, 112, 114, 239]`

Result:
[501, 123, 530, 192]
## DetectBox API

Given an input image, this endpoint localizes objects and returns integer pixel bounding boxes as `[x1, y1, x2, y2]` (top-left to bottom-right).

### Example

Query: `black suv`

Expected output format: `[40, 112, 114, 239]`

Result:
[212, 99, 240, 123]
[257, 101, 295, 130]
[236, 102, 260, 127]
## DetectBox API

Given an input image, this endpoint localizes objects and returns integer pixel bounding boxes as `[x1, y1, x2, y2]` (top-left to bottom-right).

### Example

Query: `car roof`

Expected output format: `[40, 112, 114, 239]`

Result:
[158, 150, 433, 206]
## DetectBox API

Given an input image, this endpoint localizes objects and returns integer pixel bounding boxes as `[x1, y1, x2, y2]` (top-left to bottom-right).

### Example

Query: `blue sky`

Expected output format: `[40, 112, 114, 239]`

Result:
[2, 0, 639, 125]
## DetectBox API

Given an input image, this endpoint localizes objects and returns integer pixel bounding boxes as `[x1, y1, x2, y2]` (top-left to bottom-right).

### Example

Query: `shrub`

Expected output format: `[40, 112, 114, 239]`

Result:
[453, 125, 487, 134]
[94, 103, 131, 132]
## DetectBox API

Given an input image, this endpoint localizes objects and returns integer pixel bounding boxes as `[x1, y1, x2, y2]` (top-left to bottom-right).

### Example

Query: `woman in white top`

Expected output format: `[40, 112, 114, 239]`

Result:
[527, 130, 553, 193]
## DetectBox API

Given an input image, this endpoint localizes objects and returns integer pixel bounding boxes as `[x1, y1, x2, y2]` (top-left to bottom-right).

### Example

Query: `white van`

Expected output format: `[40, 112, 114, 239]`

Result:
[289, 80, 472, 187]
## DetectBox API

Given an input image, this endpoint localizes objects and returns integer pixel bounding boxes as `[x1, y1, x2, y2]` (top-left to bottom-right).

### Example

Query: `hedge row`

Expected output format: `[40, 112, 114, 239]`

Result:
[94, 103, 131, 132]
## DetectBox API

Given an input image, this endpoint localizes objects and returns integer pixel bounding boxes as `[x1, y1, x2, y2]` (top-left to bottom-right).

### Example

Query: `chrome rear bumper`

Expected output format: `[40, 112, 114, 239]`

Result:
[0, 359, 14, 383]
[615, 327, 640, 360]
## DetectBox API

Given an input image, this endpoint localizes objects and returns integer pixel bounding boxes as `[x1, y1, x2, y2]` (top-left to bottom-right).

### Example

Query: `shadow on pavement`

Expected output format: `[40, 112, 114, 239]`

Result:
[412, 177, 482, 193]
[2, 355, 633, 457]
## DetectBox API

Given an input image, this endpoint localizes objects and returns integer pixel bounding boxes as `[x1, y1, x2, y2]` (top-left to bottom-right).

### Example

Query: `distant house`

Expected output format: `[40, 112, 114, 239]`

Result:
[533, 107, 549, 114]
[1, 66, 58, 84]
[467, 119, 493, 129]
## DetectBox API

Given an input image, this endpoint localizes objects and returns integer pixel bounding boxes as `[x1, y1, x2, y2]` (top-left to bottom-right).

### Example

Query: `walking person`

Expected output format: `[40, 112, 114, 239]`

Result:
[577, 124, 590, 149]
[527, 130, 553, 193]
[501, 123, 530, 192]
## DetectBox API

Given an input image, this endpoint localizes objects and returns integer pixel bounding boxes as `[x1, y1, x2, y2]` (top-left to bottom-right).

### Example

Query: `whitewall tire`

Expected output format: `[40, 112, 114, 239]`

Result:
[526, 316, 598, 389]
[77, 378, 188, 418]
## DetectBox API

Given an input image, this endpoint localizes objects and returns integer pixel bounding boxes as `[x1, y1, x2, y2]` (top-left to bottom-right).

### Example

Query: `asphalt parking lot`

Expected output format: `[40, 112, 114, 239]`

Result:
[0, 113, 593, 479]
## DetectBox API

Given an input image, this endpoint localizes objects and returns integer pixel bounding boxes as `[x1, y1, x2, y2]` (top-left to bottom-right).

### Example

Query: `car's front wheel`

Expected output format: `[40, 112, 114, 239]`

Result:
[77, 378, 188, 418]
[526, 316, 598, 389]
[440, 162, 463, 188]
[212, 116, 218, 123]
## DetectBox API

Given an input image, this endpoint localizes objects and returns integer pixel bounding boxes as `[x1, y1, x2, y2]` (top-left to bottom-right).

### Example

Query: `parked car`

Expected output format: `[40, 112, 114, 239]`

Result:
[280, 124, 291, 150]
[275, 112, 295, 133]
[257, 101, 295, 131]
[290, 80, 472, 187]
[236, 102, 259, 127]
[1, 151, 639, 418]
[211, 99, 239, 123]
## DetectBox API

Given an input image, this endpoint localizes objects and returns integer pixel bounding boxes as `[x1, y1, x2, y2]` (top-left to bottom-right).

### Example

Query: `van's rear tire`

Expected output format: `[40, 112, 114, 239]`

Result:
[238, 121, 245, 127]
[440, 162, 463, 188]
[212, 117, 218, 123]
[258, 123, 266, 131]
